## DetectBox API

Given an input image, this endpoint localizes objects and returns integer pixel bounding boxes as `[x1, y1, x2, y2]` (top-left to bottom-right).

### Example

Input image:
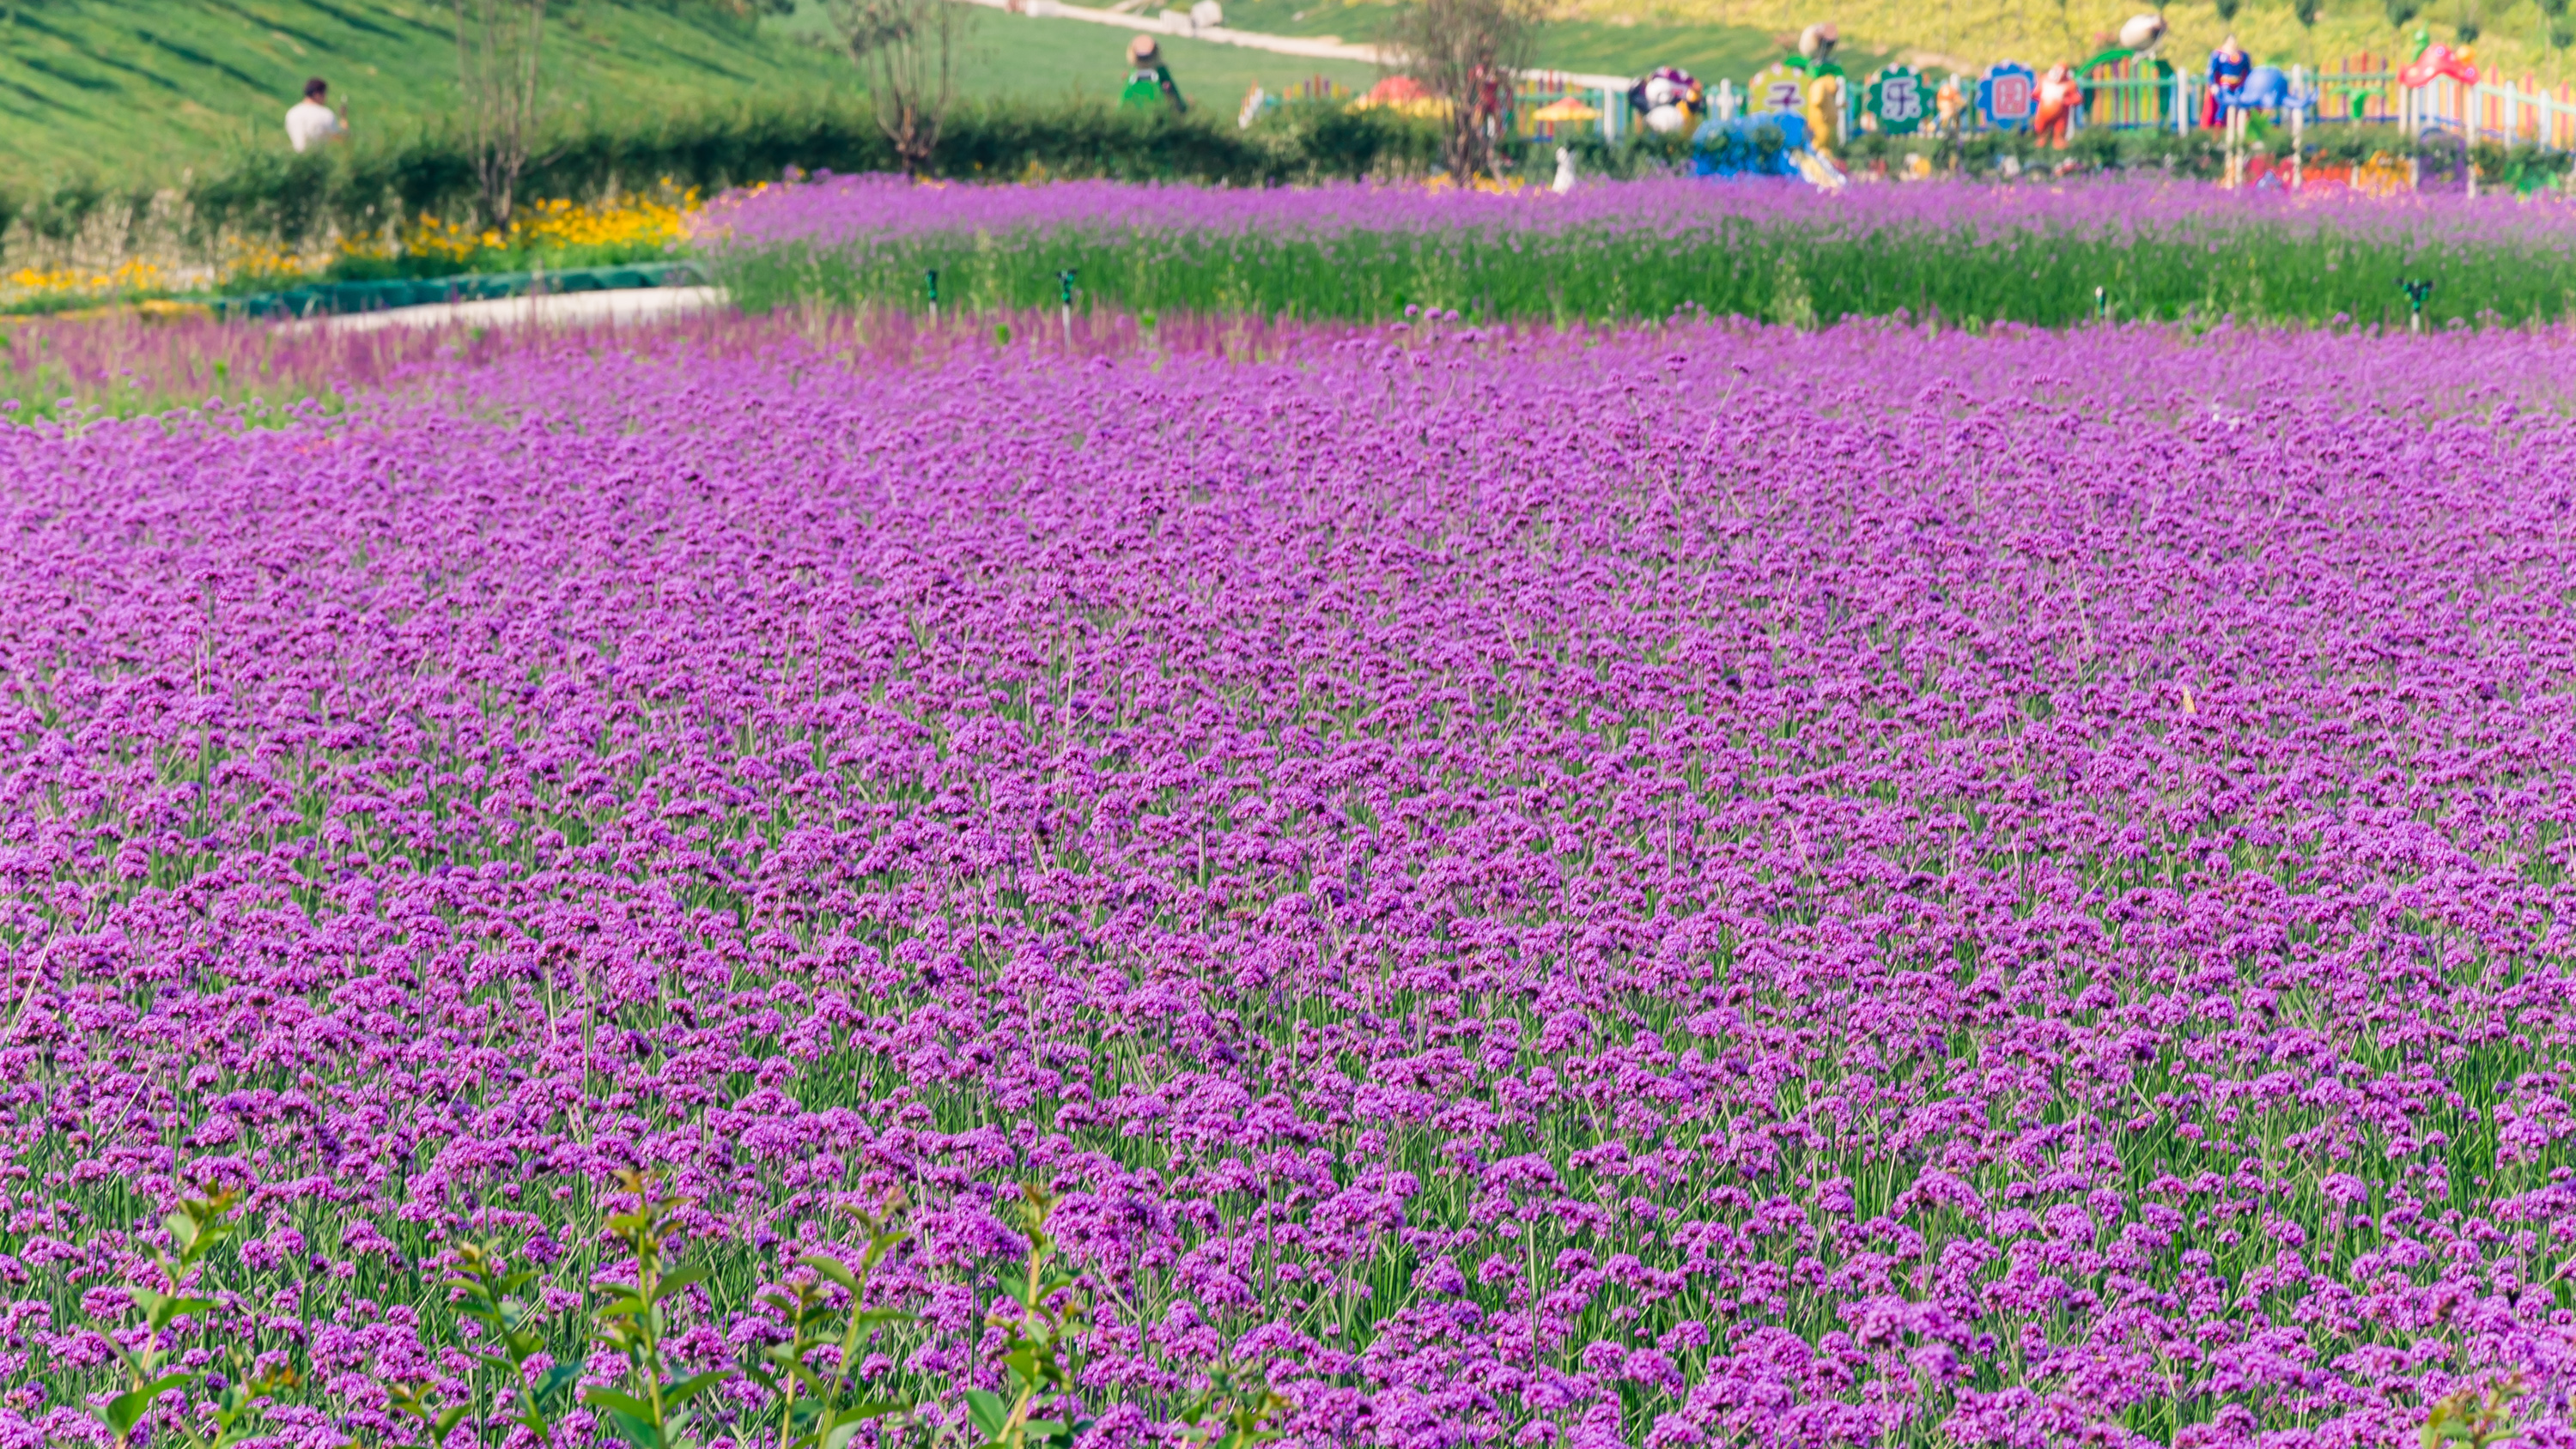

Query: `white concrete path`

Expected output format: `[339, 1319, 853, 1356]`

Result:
[288, 285, 728, 335]
[957, 0, 1631, 92]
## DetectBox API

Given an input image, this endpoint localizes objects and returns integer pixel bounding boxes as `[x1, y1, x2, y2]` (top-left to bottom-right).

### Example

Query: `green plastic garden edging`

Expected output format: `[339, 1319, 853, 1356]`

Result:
[216, 261, 706, 320]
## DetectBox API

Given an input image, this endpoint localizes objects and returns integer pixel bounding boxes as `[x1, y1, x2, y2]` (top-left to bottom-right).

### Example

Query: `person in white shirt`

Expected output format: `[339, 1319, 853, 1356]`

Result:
[285, 77, 349, 152]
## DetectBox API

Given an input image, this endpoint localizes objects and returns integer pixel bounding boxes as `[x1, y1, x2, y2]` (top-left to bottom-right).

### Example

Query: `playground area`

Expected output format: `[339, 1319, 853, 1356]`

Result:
[1498, 19, 2576, 194]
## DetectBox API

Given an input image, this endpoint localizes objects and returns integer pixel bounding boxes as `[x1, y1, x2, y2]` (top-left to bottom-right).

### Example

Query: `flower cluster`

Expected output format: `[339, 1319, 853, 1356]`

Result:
[695, 173, 2576, 251]
[1, 315, 2574, 1448]
[402, 191, 697, 265]
[696, 176, 2576, 330]
[1, 259, 173, 306]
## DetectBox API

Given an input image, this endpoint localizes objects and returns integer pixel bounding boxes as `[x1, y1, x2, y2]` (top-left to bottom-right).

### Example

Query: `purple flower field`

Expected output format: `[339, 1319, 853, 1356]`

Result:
[696, 177, 2576, 331]
[5, 315, 2576, 1448]
[699, 174, 2576, 249]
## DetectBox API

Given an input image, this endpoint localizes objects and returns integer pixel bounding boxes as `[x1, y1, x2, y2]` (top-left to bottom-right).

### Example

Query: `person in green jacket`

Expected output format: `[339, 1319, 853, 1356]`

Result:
[1121, 34, 1187, 113]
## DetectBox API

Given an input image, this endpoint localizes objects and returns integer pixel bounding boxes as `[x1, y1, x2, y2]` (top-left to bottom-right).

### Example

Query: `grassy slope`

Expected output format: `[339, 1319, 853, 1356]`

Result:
[767, 1, 1387, 108]
[1212, 0, 1892, 85]
[0, 0, 872, 186]
[941, 0, 1899, 96]
[15, 0, 2524, 194]
[1566, 0, 2573, 90]
[5, 0, 1902, 191]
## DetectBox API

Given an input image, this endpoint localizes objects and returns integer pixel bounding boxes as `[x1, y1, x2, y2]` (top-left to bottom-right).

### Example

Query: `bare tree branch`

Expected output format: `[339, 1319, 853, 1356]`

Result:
[830, 0, 972, 176]
[453, 0, 548, 232]
[1390, 0, 1542, 181]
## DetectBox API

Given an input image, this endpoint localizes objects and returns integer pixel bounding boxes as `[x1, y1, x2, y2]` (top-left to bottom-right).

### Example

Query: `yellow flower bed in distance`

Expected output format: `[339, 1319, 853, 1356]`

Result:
[3, 259, 173, 304]
[401, 191, 698, 265]
[3, 190, 701, 314]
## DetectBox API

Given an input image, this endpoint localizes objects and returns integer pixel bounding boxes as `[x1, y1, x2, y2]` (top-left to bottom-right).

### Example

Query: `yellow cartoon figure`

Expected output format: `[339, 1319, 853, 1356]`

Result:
[1806, 71, 1846, 161]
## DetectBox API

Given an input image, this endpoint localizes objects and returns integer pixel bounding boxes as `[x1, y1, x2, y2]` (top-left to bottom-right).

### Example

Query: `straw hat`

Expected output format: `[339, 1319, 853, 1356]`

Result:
[1128, 34, 1162, 65]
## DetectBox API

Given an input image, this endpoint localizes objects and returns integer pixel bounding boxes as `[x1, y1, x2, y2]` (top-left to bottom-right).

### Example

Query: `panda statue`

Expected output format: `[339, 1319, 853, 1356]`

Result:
[1631, 66, 1705, 136]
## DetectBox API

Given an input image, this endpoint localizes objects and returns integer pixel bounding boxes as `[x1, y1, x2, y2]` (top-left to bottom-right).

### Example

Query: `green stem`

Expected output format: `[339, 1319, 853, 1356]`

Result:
[641, 1242, 668, 1447]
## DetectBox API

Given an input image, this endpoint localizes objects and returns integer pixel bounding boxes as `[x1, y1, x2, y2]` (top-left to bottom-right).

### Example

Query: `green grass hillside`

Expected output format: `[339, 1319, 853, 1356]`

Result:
[1206, 0, 1890, 88]
[13, 0, 2534, 196]
[0, 0, 868, 185]
[3, 0, 1893, 191]
[0, 0, 1388, 190]
[1583, 0, 2574, 90]
[767, 2, 1387, 108]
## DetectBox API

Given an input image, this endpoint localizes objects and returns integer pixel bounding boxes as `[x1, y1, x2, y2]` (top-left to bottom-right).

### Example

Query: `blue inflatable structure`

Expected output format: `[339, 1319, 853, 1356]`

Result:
[2216, 65, 2315, 119]
[1691, 112, 1815, 179]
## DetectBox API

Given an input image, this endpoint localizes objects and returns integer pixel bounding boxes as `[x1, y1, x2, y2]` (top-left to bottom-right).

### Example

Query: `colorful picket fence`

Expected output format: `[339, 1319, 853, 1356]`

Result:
[1868, 52, 2576, 148]
[2082, 55, 2175, 128]
[2306, 60, 2576, 146]
[1509, 49, 2576, 161]
[2315, 53, 2401, 122]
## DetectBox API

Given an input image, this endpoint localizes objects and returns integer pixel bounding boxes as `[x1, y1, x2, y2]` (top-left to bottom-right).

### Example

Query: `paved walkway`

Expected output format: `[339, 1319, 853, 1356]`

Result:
[289, 285, 728, 335]
[958, 0, 1631, 91]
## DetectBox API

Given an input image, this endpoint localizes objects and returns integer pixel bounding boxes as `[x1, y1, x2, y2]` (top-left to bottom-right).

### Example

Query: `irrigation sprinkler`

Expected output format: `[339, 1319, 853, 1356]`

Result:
[927, 269, 940, 327]
[1058, 270, 1077, 344]
[2399, 276, 2434, 333]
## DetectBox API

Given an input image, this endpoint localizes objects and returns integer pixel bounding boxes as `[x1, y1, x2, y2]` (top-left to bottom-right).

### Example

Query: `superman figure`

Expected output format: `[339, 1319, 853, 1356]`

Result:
[2202, 36, 2250, 126]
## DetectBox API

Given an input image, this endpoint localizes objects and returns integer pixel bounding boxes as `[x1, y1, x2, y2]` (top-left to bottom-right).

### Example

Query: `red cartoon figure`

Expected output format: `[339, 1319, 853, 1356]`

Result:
[2033, 61, 2081, 146]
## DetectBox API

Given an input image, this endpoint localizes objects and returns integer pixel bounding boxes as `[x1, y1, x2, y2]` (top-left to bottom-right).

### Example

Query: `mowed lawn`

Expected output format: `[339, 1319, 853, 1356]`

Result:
[3, 0, 1879, 189]
[761, 0, 1388, 110]
[0, 0, 861, 184]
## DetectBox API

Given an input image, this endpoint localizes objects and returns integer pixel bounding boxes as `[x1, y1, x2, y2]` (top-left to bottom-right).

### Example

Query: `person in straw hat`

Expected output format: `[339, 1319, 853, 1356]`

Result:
[1121, 34, 1188, 113]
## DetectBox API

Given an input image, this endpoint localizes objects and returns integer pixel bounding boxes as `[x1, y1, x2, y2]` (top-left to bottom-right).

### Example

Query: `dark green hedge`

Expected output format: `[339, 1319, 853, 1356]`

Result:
[33, 98, 1451, 256]
[1844, 121, 2570, 188]
[3, 94, 2565, 261]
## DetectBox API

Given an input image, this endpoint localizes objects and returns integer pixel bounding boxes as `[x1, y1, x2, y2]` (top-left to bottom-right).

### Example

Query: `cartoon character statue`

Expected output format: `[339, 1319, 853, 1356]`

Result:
[2202, 35, 2249, 127]
[1631, 66, 1706, 135]
[2032, 61, 2081, 146]
[1806, 70, 1847, 159]
[2398, 40, 2478, 86]
[1934, 74, 1968, 136]
[2221, 65, 2297, 112]
[1692, 107, 1839, 186]
[1121, 34, 1188, 114]
[2117, 12, 2167, 53]
[1799, 21, 1840, 66]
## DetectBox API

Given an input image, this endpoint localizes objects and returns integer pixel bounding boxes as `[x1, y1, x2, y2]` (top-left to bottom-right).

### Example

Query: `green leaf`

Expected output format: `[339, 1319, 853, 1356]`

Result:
[651, 1264, 712, 1305]
[759, 1349, 826, 1392]
[503, 1328, 550, 1360]
[592, 1294, 650, 1323]
[147, 1295, 219, 1331]
[819, 1412, 911, 1449]
[580, 1387, 662, 1426]
[850, 1307, 918, 1328]
[533, 1362, 583, 1404]
[964, 1389, 1010, 1438]
[596, 1410, 661, 1449]
[996, 1277, 1031, 1306]
[796, 1255, 862, 1295]
[661, 1368, 732, 1408]
[163, 1212, 199, 1252]
[105, 1374, 192, 1441]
